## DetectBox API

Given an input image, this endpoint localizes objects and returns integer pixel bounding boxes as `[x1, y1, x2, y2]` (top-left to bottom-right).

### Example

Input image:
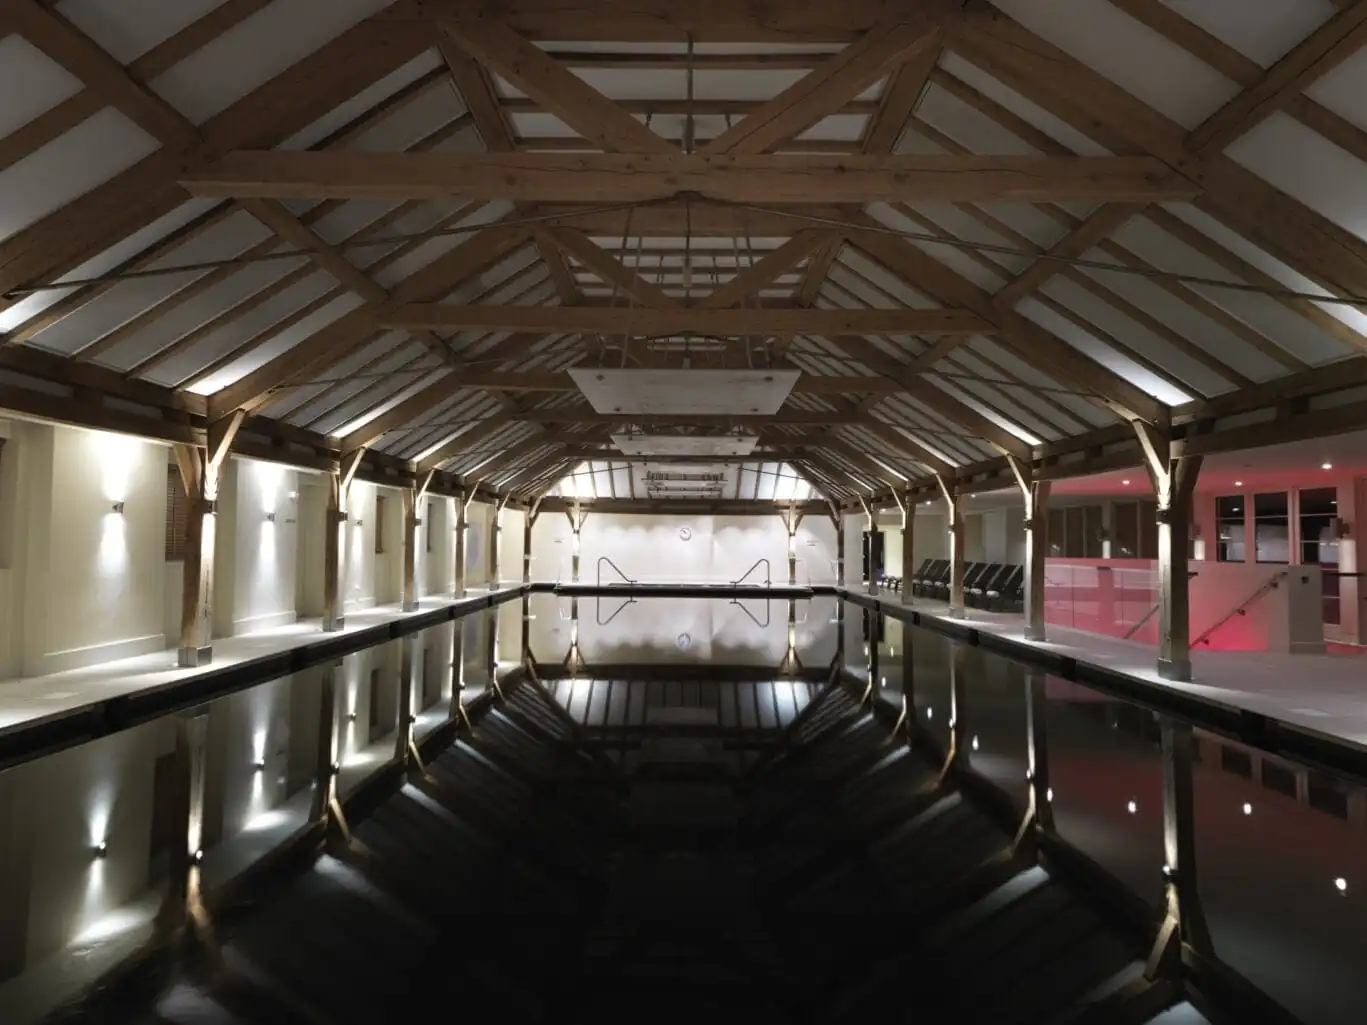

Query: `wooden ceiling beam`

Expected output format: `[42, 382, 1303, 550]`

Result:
[512, 409, 852, 425]
[957, 17, 1367, 316]
[440, 19, 676, 154]
[1186, 1, 1367, 153]
[701, 16, 946, 155]
[1, 8, 432, 312]
[538, 227, 680, 307]
[183, 151, 1199, 204]
[697, 231, 833, 308]
[207, 227, 528, 420]
[381, 304, 991, 336]
[844, 213, 1166, 424]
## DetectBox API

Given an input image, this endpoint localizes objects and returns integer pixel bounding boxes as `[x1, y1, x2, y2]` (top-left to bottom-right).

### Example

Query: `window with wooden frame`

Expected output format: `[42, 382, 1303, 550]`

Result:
[165, 464, 190, 560]
[375, 495, 387, 555]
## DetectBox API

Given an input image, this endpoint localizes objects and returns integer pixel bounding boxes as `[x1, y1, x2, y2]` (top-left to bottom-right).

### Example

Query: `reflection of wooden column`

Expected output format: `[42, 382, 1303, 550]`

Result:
[783, 506, 802, 585]
[937, 475, 965, 618]
[1148, 719, 1212, 977]
[174, 412, 244, 667]
[1024, 669, 1053, 839]
[309, 664, 351, 844]
[900, 491, 915, 606]
[449, 625, 465, 721]
[1135, 424, 1203, 681]
[395, 634, 418, 766]
[942, 643, 969, 777]
[157, 712, 209, 941]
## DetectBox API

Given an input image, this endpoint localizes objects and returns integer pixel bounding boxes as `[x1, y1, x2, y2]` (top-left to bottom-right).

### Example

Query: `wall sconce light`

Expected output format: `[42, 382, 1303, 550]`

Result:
[94, 841, 108, 859]
[192, 849, 204, 865]
[346, 712, 357, 723]
[354, 518, 364, 528]
[111, 501, 125, 515]
[265, 512, 277, 523]
[253, 759, 267, 772]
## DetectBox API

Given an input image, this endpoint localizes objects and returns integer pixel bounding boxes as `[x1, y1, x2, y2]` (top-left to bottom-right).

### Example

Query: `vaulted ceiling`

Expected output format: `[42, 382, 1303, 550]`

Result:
[3, 0, 1367, 506]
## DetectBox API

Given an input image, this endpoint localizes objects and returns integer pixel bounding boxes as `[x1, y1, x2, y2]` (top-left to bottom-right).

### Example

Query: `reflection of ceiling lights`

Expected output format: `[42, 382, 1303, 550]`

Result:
[613, 433, 758, 457]
[571, 368, 799, 415]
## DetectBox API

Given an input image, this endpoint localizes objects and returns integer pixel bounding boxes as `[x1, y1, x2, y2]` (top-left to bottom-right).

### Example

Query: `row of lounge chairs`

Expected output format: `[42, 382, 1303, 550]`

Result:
[877, 559, 1026, 611]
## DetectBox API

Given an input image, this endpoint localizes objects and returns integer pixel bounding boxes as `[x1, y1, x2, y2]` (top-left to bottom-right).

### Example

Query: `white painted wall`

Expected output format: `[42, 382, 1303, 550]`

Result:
[0, 422, 168, 677]
[214, 458, 300, 637]
[463, 501, 492, 589]
[499, 507, 526, 584]
[343, 480, 379, 614]
[538, 511, 805, 585]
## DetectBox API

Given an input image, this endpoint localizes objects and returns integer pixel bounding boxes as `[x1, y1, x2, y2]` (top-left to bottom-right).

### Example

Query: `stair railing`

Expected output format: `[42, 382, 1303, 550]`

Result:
[1192, 570, 1288, 648]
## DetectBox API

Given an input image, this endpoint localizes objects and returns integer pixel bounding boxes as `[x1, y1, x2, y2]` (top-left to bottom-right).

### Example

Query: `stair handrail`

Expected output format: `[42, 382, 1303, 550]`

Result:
[597, 556, 635, 586]
[1122, 570, 1199, 640]
[1192, 570, 1288, 648]
[732, 558, 772, 587]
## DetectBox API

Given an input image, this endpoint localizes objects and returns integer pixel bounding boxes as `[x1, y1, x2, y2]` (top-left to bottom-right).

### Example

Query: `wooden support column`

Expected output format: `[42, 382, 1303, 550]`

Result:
[937, 474, 965, 619]
[1147, 719, 1213, 978]
[1009, 456, 1051, 641]
[400, 487, 420, 612]
[324, 450, 364, 632]
[782, 505, 803, 585]
[489, 496, 507, 587]
[1135, 424, 1204, 681]
[898, 490, 915, 606]
[454, 491, 470, 597]
[523, 506, 537, 584]
[173, 411, 244, 667]
[861, 497, 878, 595]
[156, 712, 210, 943]
[829, 502, 845, 586]
[309, 663, 351, 844]
[570, 500, 586, 582]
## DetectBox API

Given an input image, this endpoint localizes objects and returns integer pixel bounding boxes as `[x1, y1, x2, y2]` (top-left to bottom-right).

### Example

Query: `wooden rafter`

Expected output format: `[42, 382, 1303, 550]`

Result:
[183, 151, 1201, 204]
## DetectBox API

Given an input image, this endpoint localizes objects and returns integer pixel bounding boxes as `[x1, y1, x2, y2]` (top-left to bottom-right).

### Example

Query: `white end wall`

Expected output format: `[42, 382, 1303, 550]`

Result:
[539, 512, 800, 584]
[0, 422, 168, 677]
[214, 458, 300, 637]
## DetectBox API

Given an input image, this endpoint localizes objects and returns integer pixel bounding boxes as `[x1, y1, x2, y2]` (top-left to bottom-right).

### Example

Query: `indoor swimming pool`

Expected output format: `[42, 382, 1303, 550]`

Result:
[1, 590, 1364, 1025]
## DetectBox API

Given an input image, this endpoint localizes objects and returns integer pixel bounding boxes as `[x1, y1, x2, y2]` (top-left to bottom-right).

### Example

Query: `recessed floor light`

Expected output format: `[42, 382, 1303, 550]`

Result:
[1322, 462, 1333, 470]
[1235, 480, 1243, 487]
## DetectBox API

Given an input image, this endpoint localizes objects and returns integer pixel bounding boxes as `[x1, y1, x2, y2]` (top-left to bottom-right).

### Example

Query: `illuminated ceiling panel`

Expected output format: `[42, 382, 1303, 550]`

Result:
[569, 368, 801, 415]
[611, 433, 759, 457]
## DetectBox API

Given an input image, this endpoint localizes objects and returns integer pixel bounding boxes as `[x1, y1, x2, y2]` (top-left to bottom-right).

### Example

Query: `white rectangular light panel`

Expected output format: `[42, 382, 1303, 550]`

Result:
[611, 433, 759, 457]
[570, 368, 800, 415]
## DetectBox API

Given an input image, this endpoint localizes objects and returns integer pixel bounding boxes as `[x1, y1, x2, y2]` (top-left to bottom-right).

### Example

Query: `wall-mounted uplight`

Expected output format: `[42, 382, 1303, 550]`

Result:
[94, 841, 108, 859]
[971, 735, 980, 752]
[1046, 787, 1053, 803]
[926, 707, 933, 720]
[1121, 479, 1130, 486]
[1335, 877, 1348, 895]
[192, 849, 204, 865]
[1126, 800, 1137, 814]
[253, 759, 267, 772]
[354, 518, 364, 528]
[265, 512, 277, 523]
[1242, 802, 1253, 816]
[1234, 480, 1243, 487]
[111, 502, 125, 515]
[1322, 463, 1334, 471]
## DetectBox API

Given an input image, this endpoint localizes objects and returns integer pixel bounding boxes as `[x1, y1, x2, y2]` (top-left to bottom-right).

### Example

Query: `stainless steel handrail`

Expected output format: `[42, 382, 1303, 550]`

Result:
[732, 558, 772, 587]
[597, 556, 636, 586]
